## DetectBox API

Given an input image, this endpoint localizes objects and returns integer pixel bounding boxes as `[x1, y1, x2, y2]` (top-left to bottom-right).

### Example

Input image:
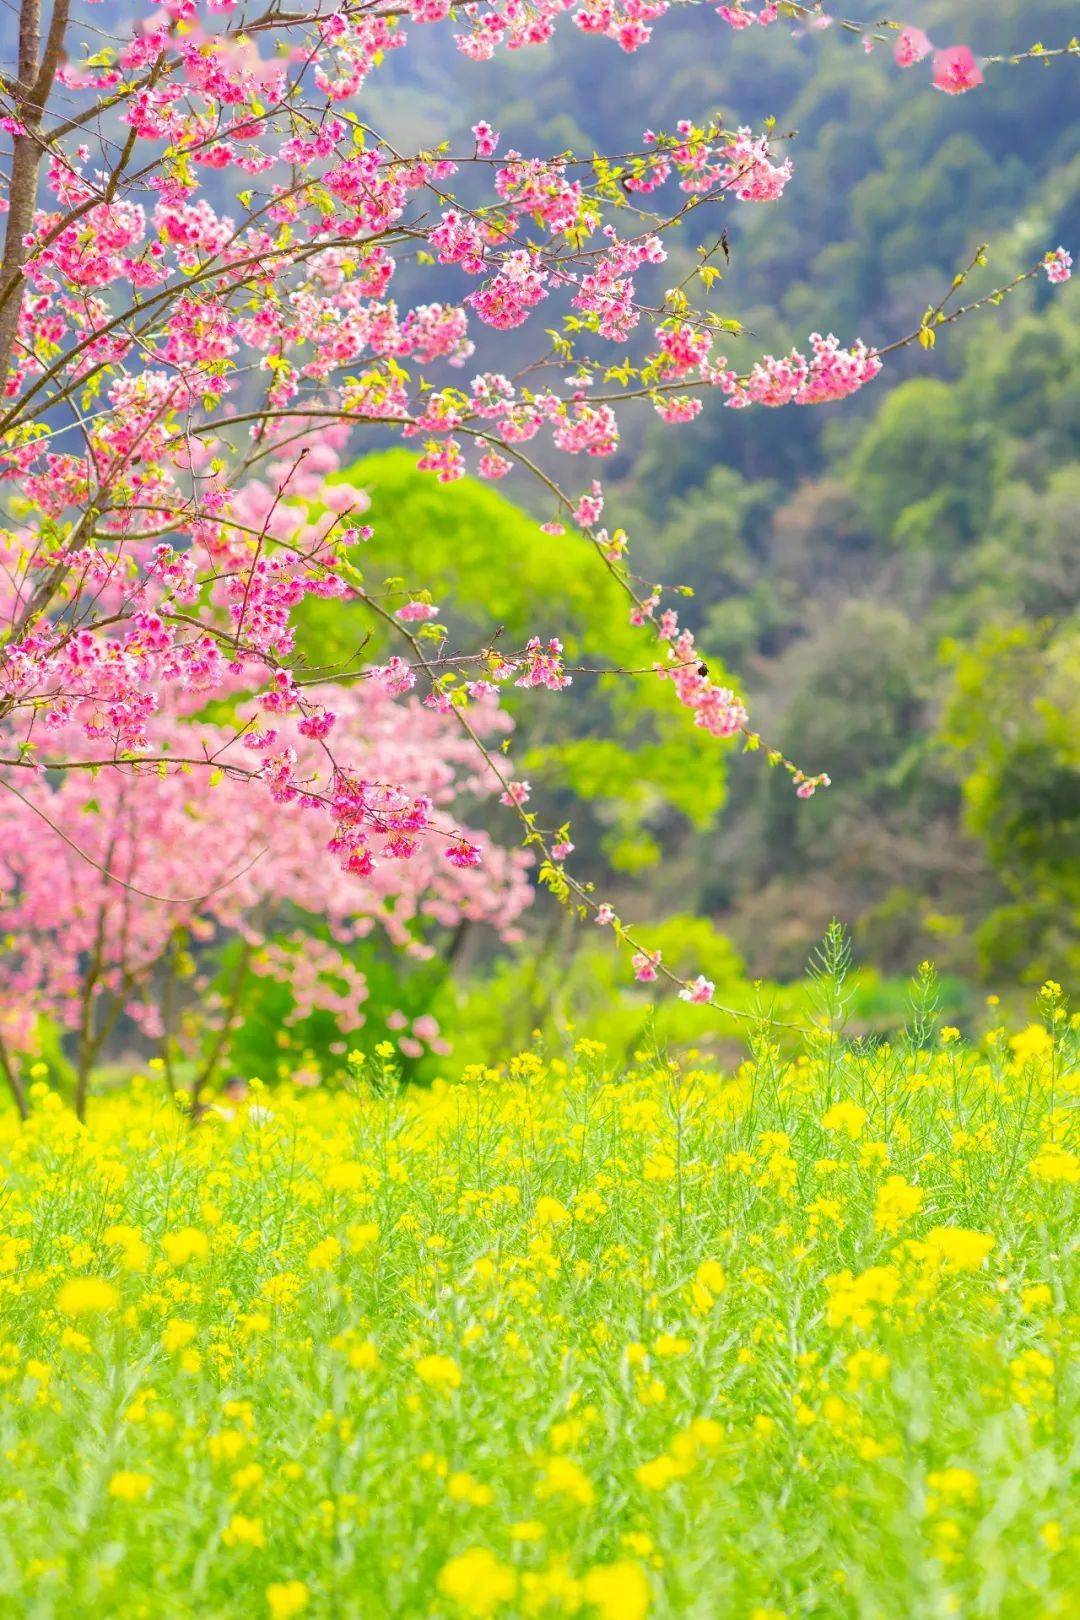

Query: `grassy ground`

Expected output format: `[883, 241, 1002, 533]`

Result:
[0, 994, 1076, 1619]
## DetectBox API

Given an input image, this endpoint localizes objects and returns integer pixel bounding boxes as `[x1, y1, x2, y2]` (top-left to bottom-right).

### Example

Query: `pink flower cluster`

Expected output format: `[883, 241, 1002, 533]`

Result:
[626, 119, 791, 204]
[729, 334, 882, 410]
[1043, 247, 1072, 285]
[894, 27, 985, 95]
[0, 689, 532, 1038]
[653, 617, 748, 740]
[715, 3, 777, 29]
[514, 639, 573, 692]
[632, 949, 662, 982]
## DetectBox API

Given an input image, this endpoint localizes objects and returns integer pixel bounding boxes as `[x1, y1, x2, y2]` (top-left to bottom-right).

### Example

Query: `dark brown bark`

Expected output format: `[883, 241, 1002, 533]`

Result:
[0, 0, 71, 386]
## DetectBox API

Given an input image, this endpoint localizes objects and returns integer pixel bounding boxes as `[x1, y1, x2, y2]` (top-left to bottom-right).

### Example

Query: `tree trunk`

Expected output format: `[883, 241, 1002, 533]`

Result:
[0, 0, 70, 384]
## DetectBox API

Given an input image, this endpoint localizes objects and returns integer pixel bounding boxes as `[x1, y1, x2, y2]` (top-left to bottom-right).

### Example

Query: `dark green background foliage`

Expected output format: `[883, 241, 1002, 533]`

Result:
[270, 0, 1079, 1066]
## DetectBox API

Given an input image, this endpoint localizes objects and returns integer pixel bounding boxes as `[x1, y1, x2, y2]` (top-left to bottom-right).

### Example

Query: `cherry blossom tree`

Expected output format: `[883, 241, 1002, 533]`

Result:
[0, 0, 1074, 1072]
[0, 686, 531, 1115]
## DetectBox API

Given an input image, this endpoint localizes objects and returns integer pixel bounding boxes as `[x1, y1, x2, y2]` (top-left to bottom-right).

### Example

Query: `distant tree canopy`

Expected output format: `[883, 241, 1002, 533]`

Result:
[846, 378, 996, 549]
[617, 286, 1079, 989]
[940, 621, 1080, 984]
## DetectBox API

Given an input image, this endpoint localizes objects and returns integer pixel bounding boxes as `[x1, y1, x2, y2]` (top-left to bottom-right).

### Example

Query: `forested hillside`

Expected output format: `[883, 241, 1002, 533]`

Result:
[364, 0, 1079, 999]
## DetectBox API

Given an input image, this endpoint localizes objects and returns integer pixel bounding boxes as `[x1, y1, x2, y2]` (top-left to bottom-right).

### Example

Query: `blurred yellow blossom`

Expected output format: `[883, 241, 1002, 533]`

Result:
[582, 1560, 650, 1620]
[56, 1279, 119, 1317]
[266, 1582, 309, 1619]
[437, 1548, 516, 1615]
[415, 1354, 462, 1391]
[162, 1229, 210, 1267]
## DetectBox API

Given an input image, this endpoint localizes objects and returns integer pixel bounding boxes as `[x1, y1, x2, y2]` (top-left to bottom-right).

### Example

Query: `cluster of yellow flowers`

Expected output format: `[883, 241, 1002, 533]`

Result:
[0, 1005, 1075, 1617]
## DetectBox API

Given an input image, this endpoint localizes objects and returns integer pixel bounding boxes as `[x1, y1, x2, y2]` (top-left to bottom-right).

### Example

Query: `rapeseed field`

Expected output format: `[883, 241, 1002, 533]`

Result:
[0, 994, 1076, 1619]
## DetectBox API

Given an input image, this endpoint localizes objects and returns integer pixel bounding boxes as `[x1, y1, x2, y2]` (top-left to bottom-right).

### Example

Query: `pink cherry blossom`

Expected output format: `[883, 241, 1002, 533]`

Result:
[1043, 246, 1072, 284]
[632, 950, 662, 983]
[472, 121, 500, 157]
[932, 46, 984, 95]
[894, 26, 932, 67]
[0, 690, 532, 1075]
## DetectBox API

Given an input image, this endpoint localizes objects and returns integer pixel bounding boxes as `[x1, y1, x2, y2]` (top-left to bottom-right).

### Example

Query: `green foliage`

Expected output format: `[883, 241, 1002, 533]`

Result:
[294, 451, 738, 868]
[846, 378, 996, 549]
[180, 918, 980, 1097]
[297, 450, 613, 661]
[355, 1, 1079, 990]
[208, 932, 459, 1087]
[450, 913, 763, 1068]
[205, 914, 769, 1082]
[939, 621, 1080, 983]
[415, 918, 937, 1076]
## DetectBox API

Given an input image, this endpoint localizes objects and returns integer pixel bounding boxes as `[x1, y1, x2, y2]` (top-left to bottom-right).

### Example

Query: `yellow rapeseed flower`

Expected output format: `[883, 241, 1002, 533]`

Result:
[108, 1470, 152, 1502]
[208, 1428, 248, 1463]
[1009, 1025, 1053, 1063]
[582, 1560, 650, 1620]
[103, 1224, 150, 1272]
[161, 1319, 197, 1353]
[508, 1521, 544, 1542]
[266, 1582, 310, 1619]
[924, 1227, 995, 1274]
[162, 1228, 210, 1266]
[927, 1467, 979, 1507]
[652, 1334, 692, 1358]
[437, 1548, 516, 1615]
[821, 1101, 867, 1140]
[347, 1222, 380, 1254]
[1028, 1144, 1079, 1184]
[825, 1265, 901, 1330]
[306, 1237, 342, 1273]
[345, 1338, 379, 1371]
[635, 1454, 684, 1492]
[415, 1354, 462, 1391]
[324, 1161, 366, 1191]
[873, 1175, 924, 1235]
[56, 1278, 119, 1317]
[535, 1455, 594, 1507]
[222, 1513, 266, 1548]
[447, 1471, 492, 1507]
